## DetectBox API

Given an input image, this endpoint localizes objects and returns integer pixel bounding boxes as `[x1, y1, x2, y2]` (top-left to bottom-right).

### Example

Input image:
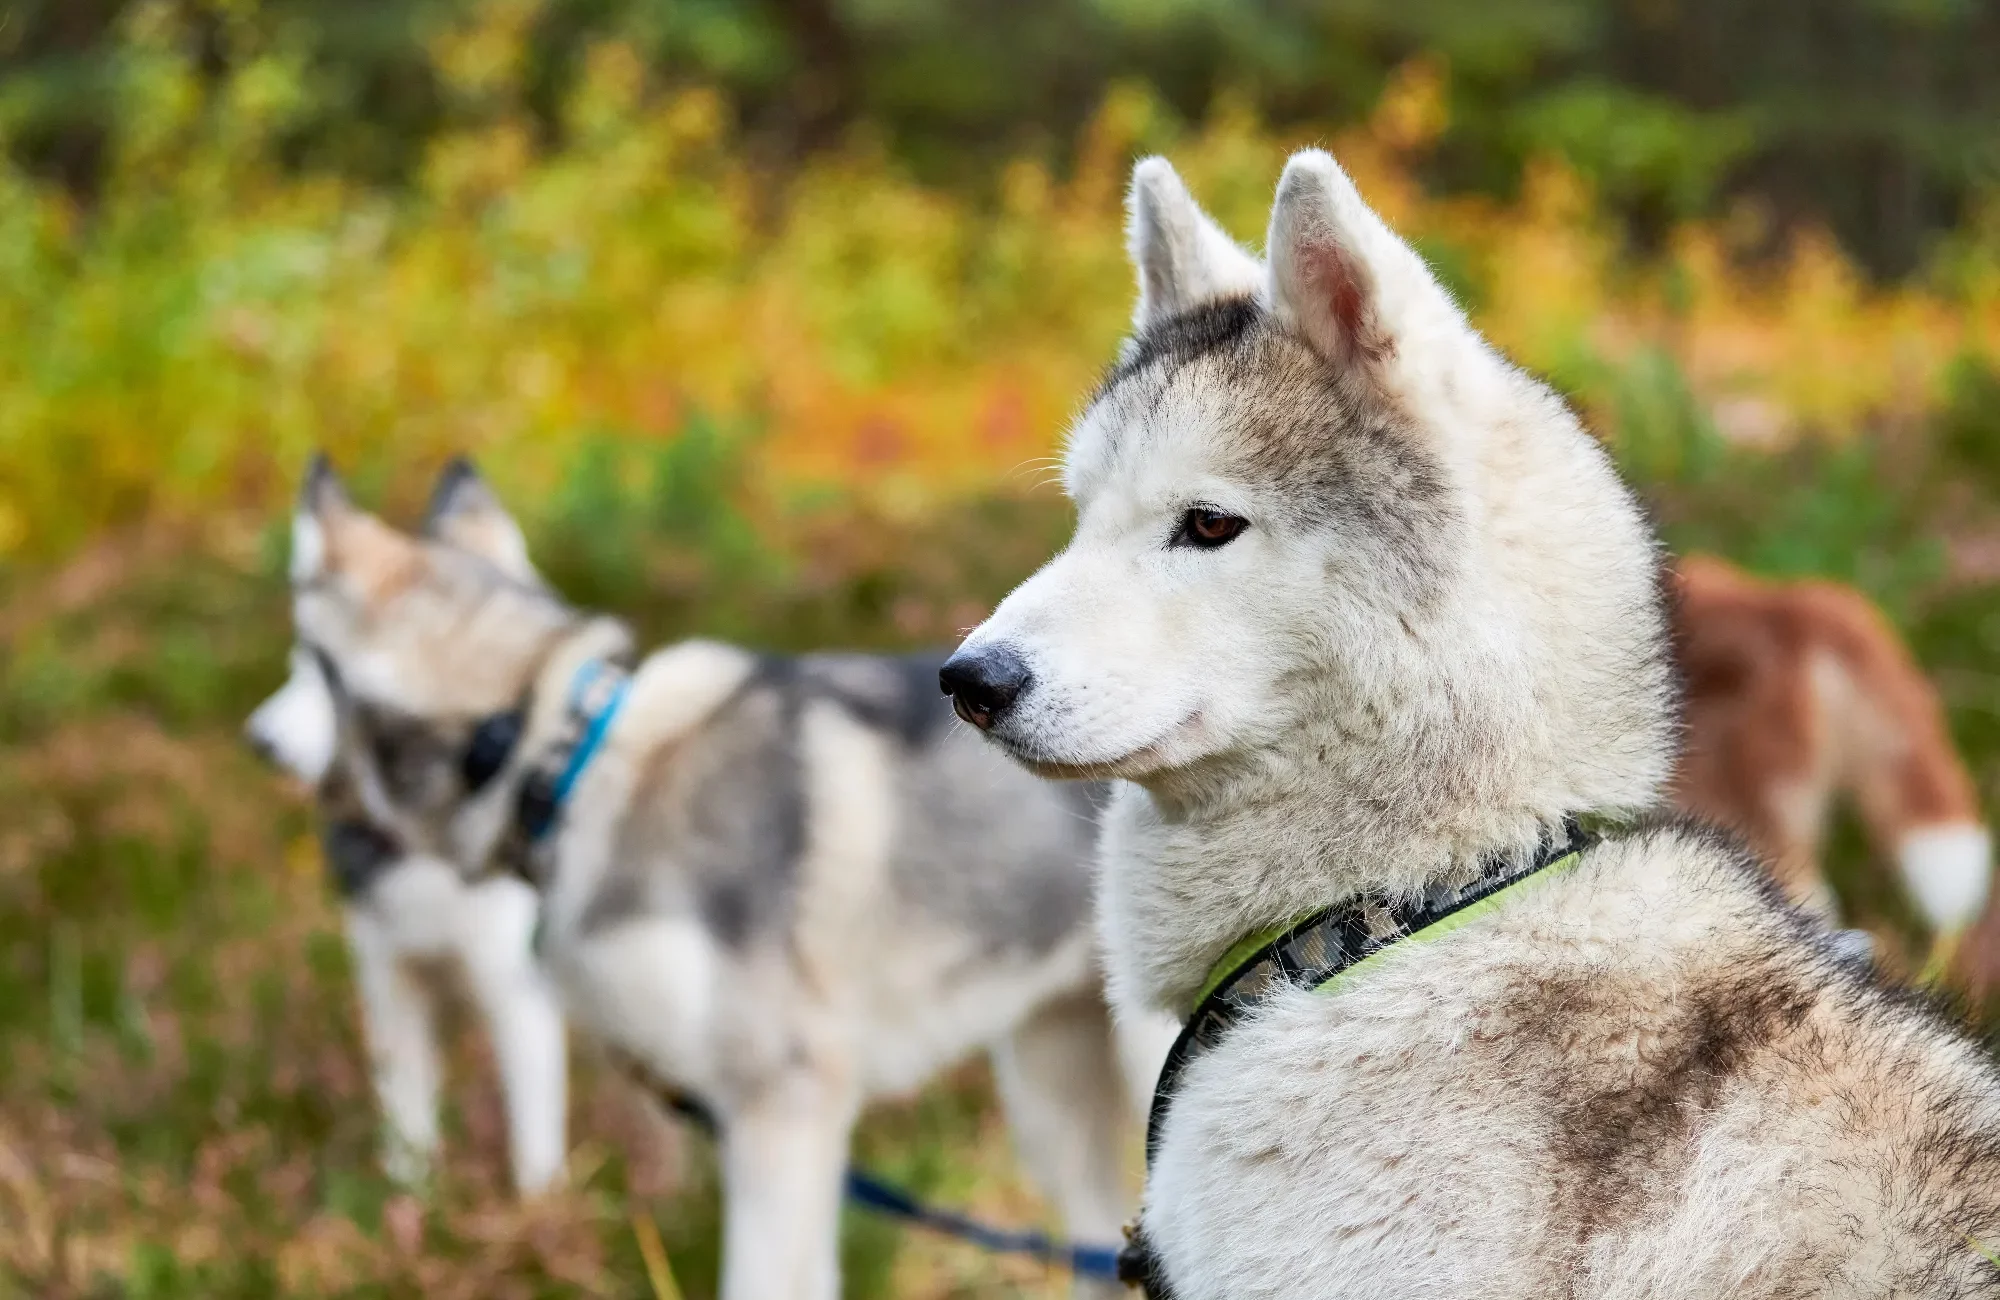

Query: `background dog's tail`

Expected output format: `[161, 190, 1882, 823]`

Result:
[1797, 580, 1992, 949]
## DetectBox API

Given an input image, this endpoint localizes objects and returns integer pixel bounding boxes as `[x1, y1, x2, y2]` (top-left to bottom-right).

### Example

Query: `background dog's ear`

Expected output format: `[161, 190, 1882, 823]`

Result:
[1127, 156, 1263, 333]
[292, 452, 352, 583]
[291, 452, 420, 597]
[421, 456, 540, 585]
[299, 451, 349, 515]
[1264, 149, 1459, 380]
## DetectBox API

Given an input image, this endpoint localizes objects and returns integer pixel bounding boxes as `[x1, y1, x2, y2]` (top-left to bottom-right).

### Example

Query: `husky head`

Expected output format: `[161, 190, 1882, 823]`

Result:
[944, 152, 1674, 908]
[277, 454, 627, 869]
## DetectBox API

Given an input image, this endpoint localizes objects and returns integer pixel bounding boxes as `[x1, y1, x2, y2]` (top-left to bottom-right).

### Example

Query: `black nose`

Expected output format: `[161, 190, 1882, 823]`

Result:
[939, 645, 1032, 731]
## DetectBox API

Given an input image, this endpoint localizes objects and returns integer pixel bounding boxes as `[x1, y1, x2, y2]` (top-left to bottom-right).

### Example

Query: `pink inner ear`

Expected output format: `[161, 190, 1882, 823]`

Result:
[1301, 235, 1385, 365]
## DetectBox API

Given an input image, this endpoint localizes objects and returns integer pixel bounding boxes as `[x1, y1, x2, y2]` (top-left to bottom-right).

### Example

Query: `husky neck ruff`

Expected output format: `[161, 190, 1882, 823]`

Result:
[1117, 818, 1595, 1292]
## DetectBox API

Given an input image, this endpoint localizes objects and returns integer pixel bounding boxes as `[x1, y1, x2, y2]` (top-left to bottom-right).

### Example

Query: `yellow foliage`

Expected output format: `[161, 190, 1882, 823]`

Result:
[3, 25, 1998, 562]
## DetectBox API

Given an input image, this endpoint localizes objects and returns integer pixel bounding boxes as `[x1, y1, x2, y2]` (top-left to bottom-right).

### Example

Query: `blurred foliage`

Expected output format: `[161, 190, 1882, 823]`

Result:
[5, 8, 2000, 1298]
[4, 16, 2000, 565]
[8, 0, 2000, 274]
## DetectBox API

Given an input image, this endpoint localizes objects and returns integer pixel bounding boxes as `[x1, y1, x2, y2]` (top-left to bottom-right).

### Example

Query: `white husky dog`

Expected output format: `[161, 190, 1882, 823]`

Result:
[245, 472, 569, 1196]
[942, 151, 2000, 1297]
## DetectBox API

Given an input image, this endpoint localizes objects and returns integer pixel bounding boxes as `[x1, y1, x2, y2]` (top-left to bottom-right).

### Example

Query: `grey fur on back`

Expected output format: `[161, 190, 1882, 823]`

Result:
[585, 650, 1097, 957]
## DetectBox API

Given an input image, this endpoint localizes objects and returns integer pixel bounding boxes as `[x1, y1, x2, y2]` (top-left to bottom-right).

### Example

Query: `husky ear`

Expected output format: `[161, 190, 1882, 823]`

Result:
[290, 452, 420, 596]
[1127, 156, 1263, 332]
[299, 451, 349, 515]
[421, 456, 539, 584]
[291, 452, 351, 583]
[1264, 149, 1453, 378]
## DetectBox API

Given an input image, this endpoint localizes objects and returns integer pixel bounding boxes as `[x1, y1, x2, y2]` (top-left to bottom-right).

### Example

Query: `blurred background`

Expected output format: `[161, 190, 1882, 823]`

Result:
[5, 1, 2000, 1295]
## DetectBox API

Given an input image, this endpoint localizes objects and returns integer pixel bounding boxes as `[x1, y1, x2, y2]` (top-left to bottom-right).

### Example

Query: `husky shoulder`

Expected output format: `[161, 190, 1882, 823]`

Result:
[1152, 819, 2000, 1298]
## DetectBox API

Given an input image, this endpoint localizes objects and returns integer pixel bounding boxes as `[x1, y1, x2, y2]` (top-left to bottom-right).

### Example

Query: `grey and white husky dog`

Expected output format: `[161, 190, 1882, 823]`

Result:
[279, 458, 1171, 1300]
[245, 473, 569, 1196]
[943, 151, 2000, 1297]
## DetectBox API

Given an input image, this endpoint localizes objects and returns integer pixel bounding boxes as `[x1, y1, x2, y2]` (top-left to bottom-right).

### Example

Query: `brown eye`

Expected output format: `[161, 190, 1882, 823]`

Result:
[1173, 507, 1249, 550]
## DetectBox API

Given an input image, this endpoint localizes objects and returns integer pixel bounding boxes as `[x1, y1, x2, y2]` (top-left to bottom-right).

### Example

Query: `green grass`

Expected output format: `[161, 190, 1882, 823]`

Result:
[4, 358, 2000, 1296]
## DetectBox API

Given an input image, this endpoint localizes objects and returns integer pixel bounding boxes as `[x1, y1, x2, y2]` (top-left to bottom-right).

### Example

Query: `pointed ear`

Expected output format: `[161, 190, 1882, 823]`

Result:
[290, 453, 420, 597]
[1127, 156, 1264, 332]
[421, 456, 539, 584]
[1264, 149, 1453, 376]
[291, 452, 351, 582]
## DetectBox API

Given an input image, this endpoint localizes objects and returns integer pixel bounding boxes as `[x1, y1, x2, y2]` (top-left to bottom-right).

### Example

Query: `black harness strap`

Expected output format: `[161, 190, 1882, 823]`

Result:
[1122, 818, 1594, 1292]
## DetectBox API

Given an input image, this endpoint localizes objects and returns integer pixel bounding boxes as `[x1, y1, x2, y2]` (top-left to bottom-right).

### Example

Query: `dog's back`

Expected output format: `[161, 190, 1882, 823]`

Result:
[539, 642, 1108, 1102]
[562, 649, 1095, 954]
[1672, 554, 1990, 934]
[798, 652, 1100, 956]
[1148, 824, 2000, 1298]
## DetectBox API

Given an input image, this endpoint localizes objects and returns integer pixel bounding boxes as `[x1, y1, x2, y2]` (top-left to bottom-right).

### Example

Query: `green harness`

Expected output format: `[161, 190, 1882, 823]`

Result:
[1116, 819, 1595, 1293]
[1190, 842, 1590, 1012]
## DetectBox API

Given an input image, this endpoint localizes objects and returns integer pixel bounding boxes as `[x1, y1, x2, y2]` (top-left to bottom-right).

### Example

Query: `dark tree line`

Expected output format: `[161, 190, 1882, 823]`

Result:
[4, 0, 1997, 276]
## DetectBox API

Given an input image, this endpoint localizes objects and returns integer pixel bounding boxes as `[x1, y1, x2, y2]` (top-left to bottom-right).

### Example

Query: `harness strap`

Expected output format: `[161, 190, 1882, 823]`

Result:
[1128, 819, 1597, 1293]
[544, 658, 631, 818]
[491, 656, 633, 886]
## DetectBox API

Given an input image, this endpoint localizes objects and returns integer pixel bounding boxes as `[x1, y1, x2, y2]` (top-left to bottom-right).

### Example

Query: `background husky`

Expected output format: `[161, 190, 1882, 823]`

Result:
[284, 457, 1171, 1300]
[943, 152, 2000, 1296]
[1671, 554, 1991, 946]
[243, 469, 570, 1197]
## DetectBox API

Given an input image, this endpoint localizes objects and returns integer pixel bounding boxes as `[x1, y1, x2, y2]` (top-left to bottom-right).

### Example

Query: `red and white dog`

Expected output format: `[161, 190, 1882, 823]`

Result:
[1671, 554, 1991, 986]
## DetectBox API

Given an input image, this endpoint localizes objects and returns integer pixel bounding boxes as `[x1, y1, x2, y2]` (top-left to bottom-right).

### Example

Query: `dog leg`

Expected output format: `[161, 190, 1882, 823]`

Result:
[346, 906, 442, 1188]
[461, 880, 569, 1196]
[718, 1070, 857, 1300]
[992, 989, 1133, 1299]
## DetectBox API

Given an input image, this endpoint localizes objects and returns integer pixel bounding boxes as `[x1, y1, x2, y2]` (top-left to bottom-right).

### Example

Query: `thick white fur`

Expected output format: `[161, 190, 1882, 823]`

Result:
[1145, 832, 2000, 1298]
[955, 151, 2000, 1297]
[248, 655, 569, 1195]
[1899, 822, 1993, 933]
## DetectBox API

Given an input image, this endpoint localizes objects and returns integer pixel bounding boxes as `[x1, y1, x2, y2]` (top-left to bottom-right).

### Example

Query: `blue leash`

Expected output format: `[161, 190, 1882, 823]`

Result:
[651, 1086, 1124, 1281]
[843, 1168, 1124, 1280]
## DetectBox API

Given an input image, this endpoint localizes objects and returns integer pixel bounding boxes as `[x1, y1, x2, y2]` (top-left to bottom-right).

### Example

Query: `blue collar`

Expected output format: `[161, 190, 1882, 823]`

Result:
[517, 656, 631, 842]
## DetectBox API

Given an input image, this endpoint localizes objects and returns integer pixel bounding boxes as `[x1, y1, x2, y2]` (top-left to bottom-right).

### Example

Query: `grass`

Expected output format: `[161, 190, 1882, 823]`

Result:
[5, 375, 2000, 1296]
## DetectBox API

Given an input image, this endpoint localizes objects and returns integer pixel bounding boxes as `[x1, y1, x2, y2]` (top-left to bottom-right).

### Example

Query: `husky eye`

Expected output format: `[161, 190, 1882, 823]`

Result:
[1172, 507, 1248, 550]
